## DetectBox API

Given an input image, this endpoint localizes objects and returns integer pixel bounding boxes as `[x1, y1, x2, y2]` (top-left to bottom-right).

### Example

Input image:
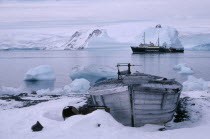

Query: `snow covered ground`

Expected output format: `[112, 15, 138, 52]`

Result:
[0, 75, 210, 139]
[1, 89, 210, 139]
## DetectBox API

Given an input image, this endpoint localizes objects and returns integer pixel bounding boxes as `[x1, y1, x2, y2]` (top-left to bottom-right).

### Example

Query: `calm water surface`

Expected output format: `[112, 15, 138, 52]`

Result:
[0, 49, 210, 91]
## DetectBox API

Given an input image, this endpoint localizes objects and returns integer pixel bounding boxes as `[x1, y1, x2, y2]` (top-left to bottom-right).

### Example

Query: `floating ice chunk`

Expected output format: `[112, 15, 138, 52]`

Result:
[24, 65, 56, 81]
[64, 78, 90, 93]
[173, 63, 194, 75]
[173, 63, 187, 70]
[183, 76, 210, 91]
[178, 66, 194, 74]
[69, 65, 117, 84]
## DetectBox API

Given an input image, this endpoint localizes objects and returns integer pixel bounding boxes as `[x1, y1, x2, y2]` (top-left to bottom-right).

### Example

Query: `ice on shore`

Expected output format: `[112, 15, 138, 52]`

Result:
[64, 78, 90, 93]
[183, 76, 210, 91]
[173, 63, 194, 74]
[69, 65, 116, 84]
[24, 65, 56, 81]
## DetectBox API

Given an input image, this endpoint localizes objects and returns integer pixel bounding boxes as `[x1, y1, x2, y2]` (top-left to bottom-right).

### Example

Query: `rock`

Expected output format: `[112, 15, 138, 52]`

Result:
[62, 106, 79, 120]
[31, 91, 37, 95]
[31, 121, 43, 132]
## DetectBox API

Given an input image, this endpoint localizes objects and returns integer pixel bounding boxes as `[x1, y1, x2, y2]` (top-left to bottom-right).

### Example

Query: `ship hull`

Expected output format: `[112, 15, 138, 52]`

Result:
[131, 46, 168, 53]
[169, 48, 184, 53]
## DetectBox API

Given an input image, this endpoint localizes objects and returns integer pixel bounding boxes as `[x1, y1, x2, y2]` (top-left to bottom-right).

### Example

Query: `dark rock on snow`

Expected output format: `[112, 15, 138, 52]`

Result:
[31, 121, 43, 132]
[62, 106, 79, 120]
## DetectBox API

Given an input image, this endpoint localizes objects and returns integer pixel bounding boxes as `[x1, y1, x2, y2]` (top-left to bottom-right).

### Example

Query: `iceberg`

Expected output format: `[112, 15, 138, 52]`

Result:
[24, 65, 56, 81]
[69, 65, 117, 84]
[135, 26, 183, 49]
[183, 76, 210, 91]
[64, 78, 90, 93]
[173, 63, 194, 75]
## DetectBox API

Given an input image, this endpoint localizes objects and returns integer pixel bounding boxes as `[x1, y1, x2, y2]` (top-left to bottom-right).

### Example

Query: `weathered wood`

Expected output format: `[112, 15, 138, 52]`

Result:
[133, 93, 163, 100]
[89, 72, 182, 127]
[133, 108, 176, 115]
[134, 99, 162, 105]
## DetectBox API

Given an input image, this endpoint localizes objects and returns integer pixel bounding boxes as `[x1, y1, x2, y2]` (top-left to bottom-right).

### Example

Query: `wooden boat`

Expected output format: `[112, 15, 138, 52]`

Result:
[89, 64, 182, 127]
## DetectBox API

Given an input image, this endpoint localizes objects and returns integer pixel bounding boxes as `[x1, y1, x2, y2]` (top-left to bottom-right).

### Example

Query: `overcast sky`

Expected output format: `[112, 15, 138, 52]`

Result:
[0, 0, 210, 22]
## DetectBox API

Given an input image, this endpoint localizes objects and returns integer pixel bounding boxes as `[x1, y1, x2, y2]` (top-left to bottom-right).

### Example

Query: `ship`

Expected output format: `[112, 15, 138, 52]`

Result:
[131, 25, 184, 53]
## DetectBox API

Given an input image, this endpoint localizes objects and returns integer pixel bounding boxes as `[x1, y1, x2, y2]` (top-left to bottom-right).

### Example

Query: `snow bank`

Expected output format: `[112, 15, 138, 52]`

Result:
[183, 76, 210, 91]
[173, 63, 194, 74]
[64, 78, 90, 93]
[69, 65, 116, 84]
[135, 25, 183, 48]
[2, 94, 210, 139]
[24, 65, 56, 81]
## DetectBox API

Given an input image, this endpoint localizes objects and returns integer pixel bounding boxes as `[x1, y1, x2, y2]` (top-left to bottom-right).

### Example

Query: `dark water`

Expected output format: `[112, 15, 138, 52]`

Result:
[0, 49, 210, 91]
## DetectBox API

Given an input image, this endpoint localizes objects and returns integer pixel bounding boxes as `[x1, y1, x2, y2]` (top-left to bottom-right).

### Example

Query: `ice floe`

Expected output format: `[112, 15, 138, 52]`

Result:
[24, 65, 56, 81]
[64, 78, 90, 93]
[69, 65, 116, 84]
[183, 76, 210, 91]
[173, 63, 194, 74]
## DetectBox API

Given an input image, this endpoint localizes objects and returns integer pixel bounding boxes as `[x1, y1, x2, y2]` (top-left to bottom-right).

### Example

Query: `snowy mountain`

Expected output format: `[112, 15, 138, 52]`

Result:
[0, 29, 127, 50]
[191, 43, 210, 51]
[63, 29, 103, 50]
[134, 25, 183, 49]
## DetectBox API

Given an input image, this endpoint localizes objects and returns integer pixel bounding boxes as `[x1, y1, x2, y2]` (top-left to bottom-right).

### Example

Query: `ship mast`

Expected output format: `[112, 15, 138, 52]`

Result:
[143, 32, 145, 44]
[157, 33, 160, 47]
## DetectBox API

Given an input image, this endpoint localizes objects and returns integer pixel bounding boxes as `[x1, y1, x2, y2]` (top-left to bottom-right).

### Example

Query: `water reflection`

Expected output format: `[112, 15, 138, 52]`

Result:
[24, 80, 55, 91]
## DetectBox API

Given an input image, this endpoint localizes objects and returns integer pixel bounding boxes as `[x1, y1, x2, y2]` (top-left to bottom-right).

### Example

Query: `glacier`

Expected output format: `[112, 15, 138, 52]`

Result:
[24, 65, 56, 81]
[134, 25, 183, 49]
[180, 33, 210, 49]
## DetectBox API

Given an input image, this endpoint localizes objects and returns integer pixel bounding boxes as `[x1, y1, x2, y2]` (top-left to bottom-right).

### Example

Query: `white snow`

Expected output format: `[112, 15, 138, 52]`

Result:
[183, 76, 210, 91]
[69, 65, 116, 84]
[1, 90, 210, 139]
[24, 65, 56, 81]
[64, 78, 90, 93]
[134, 26, 183, 48]
[173, 63, 194, 74]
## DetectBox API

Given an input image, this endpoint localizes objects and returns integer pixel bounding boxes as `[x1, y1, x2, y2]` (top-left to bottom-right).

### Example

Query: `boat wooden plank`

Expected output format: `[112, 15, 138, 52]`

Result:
[133, 93, 163, 100]
[134, 104, 162, 110]
[134, 103, 176, 110]
[134, 113, 173, 120]
[134, 99, 162, 105]
[133, 109, 176, 115]
[134, 117, 172, 126]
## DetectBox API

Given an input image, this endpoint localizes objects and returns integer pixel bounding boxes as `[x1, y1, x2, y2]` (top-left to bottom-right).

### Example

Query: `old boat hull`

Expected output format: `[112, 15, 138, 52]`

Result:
[89, 73, 182, 127]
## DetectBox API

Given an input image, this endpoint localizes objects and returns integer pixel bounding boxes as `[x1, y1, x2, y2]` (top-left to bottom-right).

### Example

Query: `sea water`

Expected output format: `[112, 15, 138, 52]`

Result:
[0, 49, 210, 93]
